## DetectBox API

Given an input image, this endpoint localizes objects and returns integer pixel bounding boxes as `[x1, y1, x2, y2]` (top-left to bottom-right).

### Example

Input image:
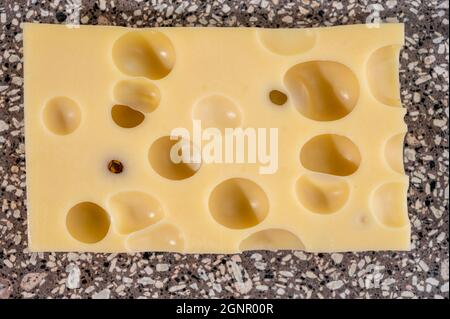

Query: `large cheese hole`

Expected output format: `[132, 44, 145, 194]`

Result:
[66, 202, 110, 244]
[372, 182, 408, 228]
[43, 97, 81, 135]
[296, 174, 350, 214]
[192, 95, 242, 131]
[148, 136, 201, 180]
[111, 105, 145, 128]
[300, 134, 361, 176]
[239, 229, 304, 251]
[285, 61, 359, 121]
[257, 29, 316, 55]
[367, 45, 402, 107]
[113, 79, 160, 114]
[126, 223, 184, 252]
[385, 133, 405, 174]
[109, 191, 163, 235]
[209, 178, 269, 229]
[112, 31, 175, 80]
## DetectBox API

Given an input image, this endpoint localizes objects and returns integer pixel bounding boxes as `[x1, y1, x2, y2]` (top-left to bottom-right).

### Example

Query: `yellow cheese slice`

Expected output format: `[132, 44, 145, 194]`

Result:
[24, 23, 409, 253]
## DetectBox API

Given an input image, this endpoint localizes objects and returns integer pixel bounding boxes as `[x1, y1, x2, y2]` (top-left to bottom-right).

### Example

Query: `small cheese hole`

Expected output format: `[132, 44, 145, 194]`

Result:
[209, 178, 269, 229]
[385, 133, 405, 174]
[113, 79, 160, 114]
[372, 182, 408, 228]
[43, 97, 81, 135]
[269, 90, 288, 106]
[148, 136, 201, 180]
[193, 95, 242, 131]
[367, 45, 402, 107]
[66, 202, 110, 244]
[109, 191, 163, 235]
[300, 134, 361, 176]
[108, 159, 124, 174]
[296, 174, 350, 214]
[126, 223, 184, 252]
[111, 104, 145, 128]
[257, 29, 316, 55]
[239, 229, 305, 251]
[358, 215, 369, 225]
[112, 31, 175, 80]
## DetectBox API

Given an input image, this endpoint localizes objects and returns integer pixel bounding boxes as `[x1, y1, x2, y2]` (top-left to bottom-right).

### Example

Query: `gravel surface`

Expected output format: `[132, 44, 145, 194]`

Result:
[0, 0, 448, 299]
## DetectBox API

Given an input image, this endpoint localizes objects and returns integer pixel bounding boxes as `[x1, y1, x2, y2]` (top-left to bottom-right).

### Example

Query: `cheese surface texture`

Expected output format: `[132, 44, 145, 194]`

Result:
[24, 23, 410, 253]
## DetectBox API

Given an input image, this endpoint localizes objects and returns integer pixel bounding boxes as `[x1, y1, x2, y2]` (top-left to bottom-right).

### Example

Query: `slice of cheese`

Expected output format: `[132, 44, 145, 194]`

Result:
[23, 23, 410, 253]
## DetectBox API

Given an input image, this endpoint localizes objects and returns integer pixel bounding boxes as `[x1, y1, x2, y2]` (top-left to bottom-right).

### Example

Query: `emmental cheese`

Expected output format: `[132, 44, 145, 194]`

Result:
[23, 23, 410, 253]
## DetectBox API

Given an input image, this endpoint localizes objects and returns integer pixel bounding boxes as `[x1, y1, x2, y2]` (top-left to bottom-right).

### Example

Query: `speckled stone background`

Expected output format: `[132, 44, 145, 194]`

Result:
[0, 0, 448, 299]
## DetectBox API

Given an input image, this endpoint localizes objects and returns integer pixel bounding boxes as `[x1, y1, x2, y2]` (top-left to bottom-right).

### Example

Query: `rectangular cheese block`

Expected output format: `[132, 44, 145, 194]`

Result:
[24, 23, 410, 253]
